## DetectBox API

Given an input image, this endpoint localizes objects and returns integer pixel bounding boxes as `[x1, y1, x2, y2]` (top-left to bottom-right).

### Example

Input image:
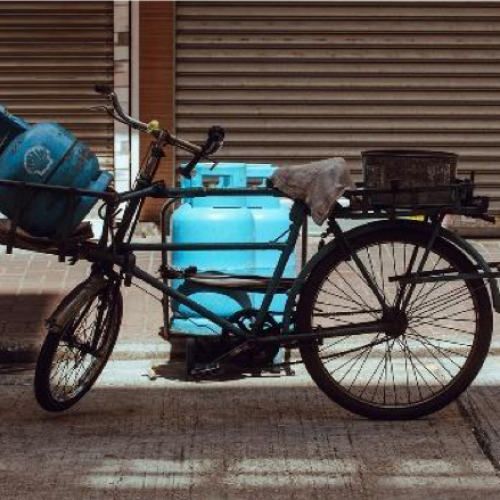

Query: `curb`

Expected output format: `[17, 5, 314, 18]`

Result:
[0, 342, 171, 364]
[4, 337, 500, 365]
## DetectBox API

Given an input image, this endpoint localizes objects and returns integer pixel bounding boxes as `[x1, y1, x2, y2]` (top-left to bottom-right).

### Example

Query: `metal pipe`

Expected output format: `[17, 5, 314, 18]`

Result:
[256, 321, 392, 344]
[160, 199, 177, 338]
[131, 265, 251, 338]
[301, 216, 308, 269]
[122, 242, 288, 251]
[0, 178, 116, 200]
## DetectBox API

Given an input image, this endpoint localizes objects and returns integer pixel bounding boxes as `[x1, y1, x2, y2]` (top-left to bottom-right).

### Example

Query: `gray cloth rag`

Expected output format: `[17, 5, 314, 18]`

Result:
[270, 157, 355, 225]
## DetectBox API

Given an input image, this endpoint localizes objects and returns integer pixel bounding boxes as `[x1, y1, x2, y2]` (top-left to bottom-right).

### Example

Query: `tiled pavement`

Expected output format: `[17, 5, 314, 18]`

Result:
[0, 249, 167, 362]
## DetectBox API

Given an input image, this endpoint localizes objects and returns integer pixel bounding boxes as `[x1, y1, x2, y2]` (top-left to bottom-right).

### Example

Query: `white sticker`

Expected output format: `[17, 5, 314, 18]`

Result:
[24, 146, 54, 177]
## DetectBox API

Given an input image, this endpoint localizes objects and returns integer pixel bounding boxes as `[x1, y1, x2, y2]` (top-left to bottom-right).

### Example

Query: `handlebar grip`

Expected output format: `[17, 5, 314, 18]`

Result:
[208, 126, 225, 143]
[177, 125, 226, 179]
[205, 126, 225, 155]
[95, 83, 113, 95]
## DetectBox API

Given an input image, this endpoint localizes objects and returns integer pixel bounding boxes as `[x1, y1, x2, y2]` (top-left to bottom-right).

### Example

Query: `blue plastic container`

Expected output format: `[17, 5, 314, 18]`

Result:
[171, 163, 255, 335]
[0, 122, 113, 238]
[246, 164, 296, 314]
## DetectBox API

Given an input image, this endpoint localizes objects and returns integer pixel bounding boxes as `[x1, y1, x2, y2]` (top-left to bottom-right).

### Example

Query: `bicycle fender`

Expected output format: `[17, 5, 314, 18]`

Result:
[48, 273, 108, 332]
[436, 225, 500, 312]
[282, 219, 398, 334]
[281, 218, 494, 333]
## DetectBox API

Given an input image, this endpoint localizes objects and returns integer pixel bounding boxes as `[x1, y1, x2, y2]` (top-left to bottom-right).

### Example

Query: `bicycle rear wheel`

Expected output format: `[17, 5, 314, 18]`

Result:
[298, 222, 492, 419]
[35, 274, 122, 412]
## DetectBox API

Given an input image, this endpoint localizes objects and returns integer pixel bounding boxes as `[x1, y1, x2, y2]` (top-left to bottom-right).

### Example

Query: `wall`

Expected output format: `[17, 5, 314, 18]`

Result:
[139, 1, 175, 222]
[114, 0, 132, 193]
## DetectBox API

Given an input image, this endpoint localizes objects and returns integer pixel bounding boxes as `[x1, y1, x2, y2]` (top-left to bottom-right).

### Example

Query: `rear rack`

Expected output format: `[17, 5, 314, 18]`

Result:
[336, 180, 489, 220]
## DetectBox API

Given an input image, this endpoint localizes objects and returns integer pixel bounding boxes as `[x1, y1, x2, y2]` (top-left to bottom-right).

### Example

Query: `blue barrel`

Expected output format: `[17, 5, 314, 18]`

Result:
[0, 122, 113, 238]
[171, 163, 255, 336]
[246, 164, 296, 315]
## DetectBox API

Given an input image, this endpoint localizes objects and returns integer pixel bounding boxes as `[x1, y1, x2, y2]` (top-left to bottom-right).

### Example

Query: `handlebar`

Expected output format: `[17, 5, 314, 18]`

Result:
[95, 83, 149, 133]
[95, 83, 224, 179]
[177, 125, 225, 179]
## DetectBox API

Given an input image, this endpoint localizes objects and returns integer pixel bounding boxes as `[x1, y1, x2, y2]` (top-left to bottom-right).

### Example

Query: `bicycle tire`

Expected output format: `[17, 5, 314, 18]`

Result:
[35, 275, 123, 412]
[298, 222, 492, 420]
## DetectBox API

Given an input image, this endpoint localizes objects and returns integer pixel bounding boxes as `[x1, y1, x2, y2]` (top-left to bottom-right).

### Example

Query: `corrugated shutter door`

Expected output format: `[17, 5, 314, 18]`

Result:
[0, 1, 114, 170]
[175, 1, 500, 212]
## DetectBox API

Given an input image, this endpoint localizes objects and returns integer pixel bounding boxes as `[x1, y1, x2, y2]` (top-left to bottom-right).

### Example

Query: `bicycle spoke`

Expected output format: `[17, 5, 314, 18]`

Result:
[347, 335, 380, 391]
[44, 285, 120, 405]
[409, 286, 474, 319]
[332, 268, 378, 316]
[407, 327, 468, 364]
[404, 255, 443, 309]
[396, 338, 412, 404]
[365, 246, 386, 302]
[409, 317, 475, 336]
[406, 332, 459, 378]
[401, 336, 426, 400]
[300, 230, 490, 417]
[407, 333, 472, 349]
[409, 312, 476, 323]
[323, 279, 376, 314]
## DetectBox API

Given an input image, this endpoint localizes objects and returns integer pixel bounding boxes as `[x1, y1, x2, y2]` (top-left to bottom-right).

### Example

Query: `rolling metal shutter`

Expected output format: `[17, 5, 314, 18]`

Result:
[0, 1, 114, 170]
[175, 1, 500, 211]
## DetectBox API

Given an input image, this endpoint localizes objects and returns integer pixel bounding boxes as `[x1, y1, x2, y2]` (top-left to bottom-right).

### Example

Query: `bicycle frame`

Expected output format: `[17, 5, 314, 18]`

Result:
[66, 130, 393, 345]
[79, 187, 391, 343]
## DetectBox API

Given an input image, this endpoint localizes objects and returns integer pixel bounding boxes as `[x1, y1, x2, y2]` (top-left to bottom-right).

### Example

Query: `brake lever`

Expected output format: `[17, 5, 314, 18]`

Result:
[178, 151, 204, 179]
[177, 126, 225, 179]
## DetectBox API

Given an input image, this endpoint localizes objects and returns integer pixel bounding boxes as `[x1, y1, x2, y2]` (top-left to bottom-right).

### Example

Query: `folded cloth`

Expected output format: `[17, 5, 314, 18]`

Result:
[270, 157, 355, 225]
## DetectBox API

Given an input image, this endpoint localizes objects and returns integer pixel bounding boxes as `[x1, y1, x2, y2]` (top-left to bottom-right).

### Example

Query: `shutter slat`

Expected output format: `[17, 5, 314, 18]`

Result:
[0, 1, 114, 170]
[176, 2, 500, 212]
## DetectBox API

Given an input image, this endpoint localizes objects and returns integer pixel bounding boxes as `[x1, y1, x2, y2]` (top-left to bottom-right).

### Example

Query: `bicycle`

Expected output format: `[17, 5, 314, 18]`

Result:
[18, 84, 499, 419]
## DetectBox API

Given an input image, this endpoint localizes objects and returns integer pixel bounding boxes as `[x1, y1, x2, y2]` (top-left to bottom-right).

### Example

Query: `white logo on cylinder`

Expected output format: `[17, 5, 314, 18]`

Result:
[24, 146, 54, 177]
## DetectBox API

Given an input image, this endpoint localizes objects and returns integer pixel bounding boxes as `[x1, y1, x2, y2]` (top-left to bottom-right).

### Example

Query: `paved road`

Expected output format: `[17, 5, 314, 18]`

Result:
[2, 357, 500, 500]
[2, 241, 500, 498]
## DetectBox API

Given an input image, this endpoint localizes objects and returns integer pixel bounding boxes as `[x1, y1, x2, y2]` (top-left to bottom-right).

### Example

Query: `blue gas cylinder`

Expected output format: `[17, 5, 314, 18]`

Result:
[171, 163, 256, 336]
[0, 123, 113, 238]
[0, 105, 29, 155]
[246, 164, 296, 315]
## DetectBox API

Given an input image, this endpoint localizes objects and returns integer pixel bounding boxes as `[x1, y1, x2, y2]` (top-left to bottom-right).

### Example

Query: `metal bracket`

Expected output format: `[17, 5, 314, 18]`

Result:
[123, 253, 136, 287]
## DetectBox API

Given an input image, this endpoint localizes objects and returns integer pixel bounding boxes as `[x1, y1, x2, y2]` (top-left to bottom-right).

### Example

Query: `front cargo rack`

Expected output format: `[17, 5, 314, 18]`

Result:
[0, 177, 116, 258]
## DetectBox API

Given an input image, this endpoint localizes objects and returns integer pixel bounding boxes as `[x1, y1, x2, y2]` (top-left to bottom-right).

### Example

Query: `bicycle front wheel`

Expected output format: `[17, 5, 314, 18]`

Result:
[35, 275, 123, 412]
[298, 223, 492, 419]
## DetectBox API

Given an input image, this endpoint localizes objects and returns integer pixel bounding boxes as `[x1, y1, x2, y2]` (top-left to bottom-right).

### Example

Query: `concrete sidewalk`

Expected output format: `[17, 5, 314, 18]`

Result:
[2, 242, 500, 498]
[1, 358, 500, 499]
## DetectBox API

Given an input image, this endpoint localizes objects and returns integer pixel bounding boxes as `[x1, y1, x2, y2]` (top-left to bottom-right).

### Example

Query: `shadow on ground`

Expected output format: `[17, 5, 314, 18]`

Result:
[1, 362, 499, 500]
[0, 293, 59, 362]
